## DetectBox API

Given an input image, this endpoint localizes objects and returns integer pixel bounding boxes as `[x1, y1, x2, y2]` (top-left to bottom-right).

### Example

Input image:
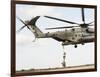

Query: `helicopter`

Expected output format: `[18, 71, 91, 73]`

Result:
[17, 8, 94, 48]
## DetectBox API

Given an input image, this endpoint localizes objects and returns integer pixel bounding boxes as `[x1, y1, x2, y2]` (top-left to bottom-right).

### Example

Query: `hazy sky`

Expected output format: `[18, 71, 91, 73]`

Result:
[16, 4, 95, 70]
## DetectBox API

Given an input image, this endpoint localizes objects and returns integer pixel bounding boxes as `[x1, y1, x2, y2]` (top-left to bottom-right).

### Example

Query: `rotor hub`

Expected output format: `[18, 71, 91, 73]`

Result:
[80, 24, 88, 28]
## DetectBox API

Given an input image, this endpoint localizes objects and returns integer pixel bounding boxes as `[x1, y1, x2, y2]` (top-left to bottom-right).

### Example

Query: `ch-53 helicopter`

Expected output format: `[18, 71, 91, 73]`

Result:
[17, 8, 94, 48]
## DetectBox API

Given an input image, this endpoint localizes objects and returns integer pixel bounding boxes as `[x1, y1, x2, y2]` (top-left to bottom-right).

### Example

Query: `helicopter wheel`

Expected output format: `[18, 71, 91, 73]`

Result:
[74, 44, 77, 48]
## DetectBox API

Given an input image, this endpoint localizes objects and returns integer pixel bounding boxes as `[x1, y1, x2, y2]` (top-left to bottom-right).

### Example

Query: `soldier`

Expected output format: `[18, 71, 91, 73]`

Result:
[62, 52, 66, 67]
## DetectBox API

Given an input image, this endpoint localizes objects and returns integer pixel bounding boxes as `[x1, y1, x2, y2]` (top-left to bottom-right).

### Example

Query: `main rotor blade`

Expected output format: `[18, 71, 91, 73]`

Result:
[81, 8, 85, 23]
[46, 26, 79, 30]
[87, 21, 94, 25]
[44, 16, 80, 25]
[88, 24, 94, 26]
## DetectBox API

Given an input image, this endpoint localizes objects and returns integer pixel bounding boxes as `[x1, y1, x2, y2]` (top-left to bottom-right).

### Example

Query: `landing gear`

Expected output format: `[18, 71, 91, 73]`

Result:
[82, 43, 84, 45]
[74, 44, 77, 48]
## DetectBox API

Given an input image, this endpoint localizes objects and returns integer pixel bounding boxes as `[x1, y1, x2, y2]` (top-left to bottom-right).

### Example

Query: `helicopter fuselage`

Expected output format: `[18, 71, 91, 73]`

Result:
[35, 27, 94, 47]
[17, 15, 94, 48]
